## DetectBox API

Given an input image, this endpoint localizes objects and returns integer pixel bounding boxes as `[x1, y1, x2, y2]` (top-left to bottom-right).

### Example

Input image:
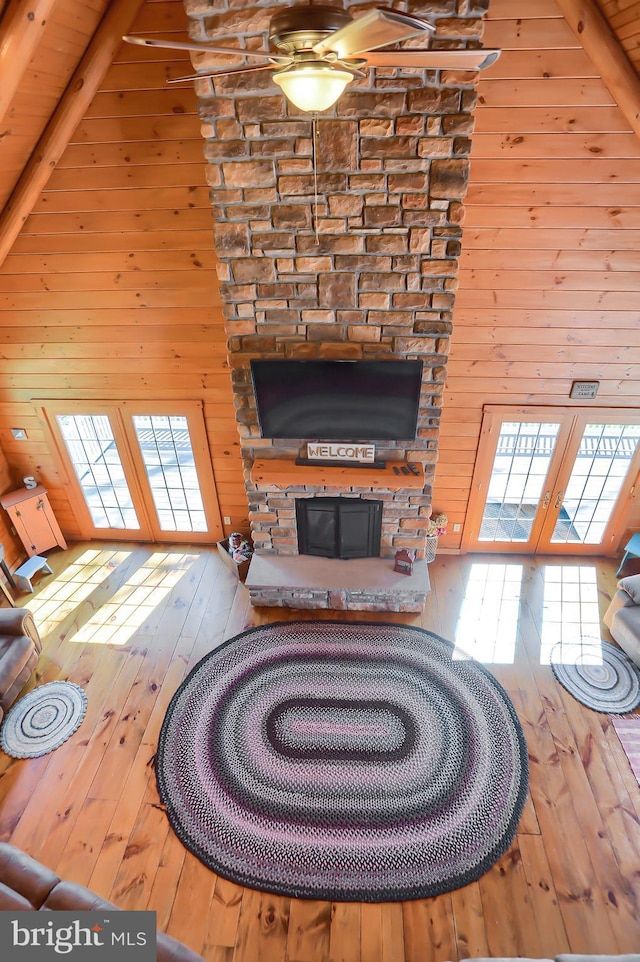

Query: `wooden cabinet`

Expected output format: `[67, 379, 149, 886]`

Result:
[0, 485, 67, 557]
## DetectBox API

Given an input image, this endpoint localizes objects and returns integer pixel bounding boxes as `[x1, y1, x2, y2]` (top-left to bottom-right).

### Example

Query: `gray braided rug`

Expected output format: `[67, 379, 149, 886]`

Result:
[550, 638, 640, 714]
[0, 681, 87, 758]
[157, 621, 529, 902]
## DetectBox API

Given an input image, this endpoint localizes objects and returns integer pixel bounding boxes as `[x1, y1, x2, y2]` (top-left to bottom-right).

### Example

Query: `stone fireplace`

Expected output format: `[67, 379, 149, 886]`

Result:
[183, 0, 488, 609]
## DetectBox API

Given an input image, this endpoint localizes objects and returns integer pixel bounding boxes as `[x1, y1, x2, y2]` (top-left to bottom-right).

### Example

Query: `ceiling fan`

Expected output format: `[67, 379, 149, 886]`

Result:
[124, 4, 500, 113]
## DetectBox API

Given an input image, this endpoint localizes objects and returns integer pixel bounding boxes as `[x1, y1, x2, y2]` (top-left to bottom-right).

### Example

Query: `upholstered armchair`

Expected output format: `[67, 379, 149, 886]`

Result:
[0, 607, 42, 717]
[604, 574, 640, 668]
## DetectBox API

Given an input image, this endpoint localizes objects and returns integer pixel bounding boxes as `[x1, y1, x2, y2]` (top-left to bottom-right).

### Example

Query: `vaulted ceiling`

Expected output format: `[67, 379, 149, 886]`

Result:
[0, 0, 639, 262]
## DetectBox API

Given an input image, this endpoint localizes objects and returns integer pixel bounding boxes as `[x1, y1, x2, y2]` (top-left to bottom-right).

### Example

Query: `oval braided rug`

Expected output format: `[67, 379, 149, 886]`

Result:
[550, 638, 640, 714]
[157, 621, 529, 902]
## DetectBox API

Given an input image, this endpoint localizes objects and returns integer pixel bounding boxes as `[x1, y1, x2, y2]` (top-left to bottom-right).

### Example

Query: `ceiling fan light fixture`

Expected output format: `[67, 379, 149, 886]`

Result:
[273, 62, 355, 112]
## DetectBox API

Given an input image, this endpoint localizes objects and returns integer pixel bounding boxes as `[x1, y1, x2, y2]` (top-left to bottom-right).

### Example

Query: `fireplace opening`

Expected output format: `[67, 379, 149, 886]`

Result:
[296, 497, 382, 559]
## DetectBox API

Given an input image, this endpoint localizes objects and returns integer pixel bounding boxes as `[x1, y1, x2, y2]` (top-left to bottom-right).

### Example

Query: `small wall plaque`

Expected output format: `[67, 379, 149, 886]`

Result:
[307, 442, 376, 463]
[570, 380, 599, 399]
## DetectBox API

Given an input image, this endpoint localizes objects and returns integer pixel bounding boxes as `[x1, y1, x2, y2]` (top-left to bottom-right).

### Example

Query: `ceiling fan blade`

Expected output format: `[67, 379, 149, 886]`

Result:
[168, 63, 280, 84]
[361, 48, 501, 70]
[312, 8, 434, 59]
[122, 35, 290, 62]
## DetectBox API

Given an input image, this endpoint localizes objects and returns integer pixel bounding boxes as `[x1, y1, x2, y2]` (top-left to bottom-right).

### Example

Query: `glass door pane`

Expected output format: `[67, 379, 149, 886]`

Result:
[43, 400, 222, 545]
[465, 407, 640, 556]
[549, 423, 640, 545]
[56, 414, 140, 530]
[479, 421, 561, 544]
[121, 401, 223, 544]
[132, 415, 207, 533]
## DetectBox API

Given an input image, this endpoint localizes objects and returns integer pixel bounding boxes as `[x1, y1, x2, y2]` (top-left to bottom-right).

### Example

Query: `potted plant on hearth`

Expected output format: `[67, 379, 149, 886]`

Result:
[425, 513, 447, 563]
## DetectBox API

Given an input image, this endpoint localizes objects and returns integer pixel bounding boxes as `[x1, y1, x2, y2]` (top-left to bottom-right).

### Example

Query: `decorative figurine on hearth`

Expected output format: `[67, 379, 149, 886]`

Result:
[394, 548, 414, 576]
[229, 532, 253, 563]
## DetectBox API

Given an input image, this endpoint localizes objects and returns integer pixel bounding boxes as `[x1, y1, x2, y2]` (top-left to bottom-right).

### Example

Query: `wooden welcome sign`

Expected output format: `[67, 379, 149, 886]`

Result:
[306, 442, 376, 464]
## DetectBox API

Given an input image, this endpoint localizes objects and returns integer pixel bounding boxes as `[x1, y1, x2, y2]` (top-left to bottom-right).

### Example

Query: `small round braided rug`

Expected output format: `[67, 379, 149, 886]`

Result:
[157, 621, 529, 902]
[0, 681, 87, 758]
[550, 638, 640, 714]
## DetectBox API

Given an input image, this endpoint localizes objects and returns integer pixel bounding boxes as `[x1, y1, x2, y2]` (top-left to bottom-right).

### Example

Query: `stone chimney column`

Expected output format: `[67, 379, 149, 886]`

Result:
[183, 0, 488, 570]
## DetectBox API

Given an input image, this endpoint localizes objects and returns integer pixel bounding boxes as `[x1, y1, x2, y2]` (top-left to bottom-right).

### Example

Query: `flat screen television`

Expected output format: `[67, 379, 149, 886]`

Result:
[250, 359, 423, 441]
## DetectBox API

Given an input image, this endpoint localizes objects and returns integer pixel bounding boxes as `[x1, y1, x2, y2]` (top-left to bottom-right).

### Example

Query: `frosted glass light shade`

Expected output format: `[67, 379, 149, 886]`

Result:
[273, 63, 354, 112]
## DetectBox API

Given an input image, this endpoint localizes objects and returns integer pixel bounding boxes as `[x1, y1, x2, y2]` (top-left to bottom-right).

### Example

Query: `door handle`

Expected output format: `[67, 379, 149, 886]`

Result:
[554, 491, 563, 508]
[542, 490, 550, 508]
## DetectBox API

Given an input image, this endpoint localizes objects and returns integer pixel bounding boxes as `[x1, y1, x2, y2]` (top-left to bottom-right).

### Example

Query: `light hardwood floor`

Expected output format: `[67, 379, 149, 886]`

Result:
[1, 543, 639, 960]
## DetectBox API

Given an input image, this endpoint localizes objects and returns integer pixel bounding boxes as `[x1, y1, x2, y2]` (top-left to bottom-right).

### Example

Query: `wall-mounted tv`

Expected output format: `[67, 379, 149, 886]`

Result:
[250, 359, 424, 441]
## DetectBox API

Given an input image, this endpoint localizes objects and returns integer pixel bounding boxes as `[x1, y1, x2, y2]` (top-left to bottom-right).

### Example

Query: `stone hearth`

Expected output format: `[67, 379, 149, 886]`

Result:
[184, 0, 488, 609]
[246, 554, 430, 612]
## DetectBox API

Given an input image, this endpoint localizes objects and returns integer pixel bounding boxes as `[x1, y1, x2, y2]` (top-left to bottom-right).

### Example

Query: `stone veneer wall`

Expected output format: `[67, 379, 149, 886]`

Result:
[183, 0, 488, 562]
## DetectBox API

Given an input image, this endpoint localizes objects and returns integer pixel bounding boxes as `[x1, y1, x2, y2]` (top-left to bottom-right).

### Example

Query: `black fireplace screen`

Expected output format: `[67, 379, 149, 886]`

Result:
[296, 497, 382, 559]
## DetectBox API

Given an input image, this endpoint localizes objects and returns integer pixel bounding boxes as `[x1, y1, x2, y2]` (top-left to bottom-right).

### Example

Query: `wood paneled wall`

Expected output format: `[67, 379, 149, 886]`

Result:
[0, 444, 22, 569]
[1, 0, 639, 561]
[433, 0, 640, 550]
[0, 0, 247, 553]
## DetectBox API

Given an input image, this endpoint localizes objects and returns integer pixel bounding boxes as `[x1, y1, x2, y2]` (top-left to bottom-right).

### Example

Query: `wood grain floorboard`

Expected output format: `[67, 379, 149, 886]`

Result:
[0, 544, 638, 960]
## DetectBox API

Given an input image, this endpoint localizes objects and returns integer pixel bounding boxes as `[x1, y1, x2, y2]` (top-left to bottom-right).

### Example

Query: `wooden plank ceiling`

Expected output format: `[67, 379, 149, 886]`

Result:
[0, 0, 638, 564]
[599, 0, 640, 71]
[0, 0, 111, 213]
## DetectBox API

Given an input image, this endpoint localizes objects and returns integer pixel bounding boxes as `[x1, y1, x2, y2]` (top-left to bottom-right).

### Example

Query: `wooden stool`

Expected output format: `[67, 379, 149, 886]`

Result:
[13, 555, 53, 593]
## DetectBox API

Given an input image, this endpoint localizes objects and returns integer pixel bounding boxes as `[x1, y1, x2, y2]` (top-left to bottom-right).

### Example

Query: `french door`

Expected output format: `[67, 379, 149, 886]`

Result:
[463, 406, 640, 555]
[41, 401, 223, 544]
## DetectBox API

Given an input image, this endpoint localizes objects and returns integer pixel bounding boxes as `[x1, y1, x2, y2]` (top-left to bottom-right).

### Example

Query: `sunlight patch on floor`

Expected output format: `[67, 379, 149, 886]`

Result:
[539, 565, 601, 665]
[25, 548, 134, 635]
[26, 548, 199, 647]
[454, 563, 523, 663]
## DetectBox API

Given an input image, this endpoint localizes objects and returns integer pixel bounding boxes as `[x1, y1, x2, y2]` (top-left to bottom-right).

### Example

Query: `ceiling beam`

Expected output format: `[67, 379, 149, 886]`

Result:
[0, 0, 146, 267]
[0, 0, 59, 124]
[555, 0, 640, 139]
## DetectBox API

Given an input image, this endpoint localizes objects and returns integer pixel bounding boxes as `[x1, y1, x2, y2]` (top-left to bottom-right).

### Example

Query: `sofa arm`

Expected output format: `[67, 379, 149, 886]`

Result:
[0, 608, 42, 652]
[604, 573, 640, 633]
[604, 590, 632, 632]
[0, 842, 59, 908]
[617, 573, 640, 603]
[557, 955, 640, 962]
[157, 932, 208, 962]
[44, 883, 205, 960]
[0, 843, 205, 961]
[44, 880, 116, 911]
